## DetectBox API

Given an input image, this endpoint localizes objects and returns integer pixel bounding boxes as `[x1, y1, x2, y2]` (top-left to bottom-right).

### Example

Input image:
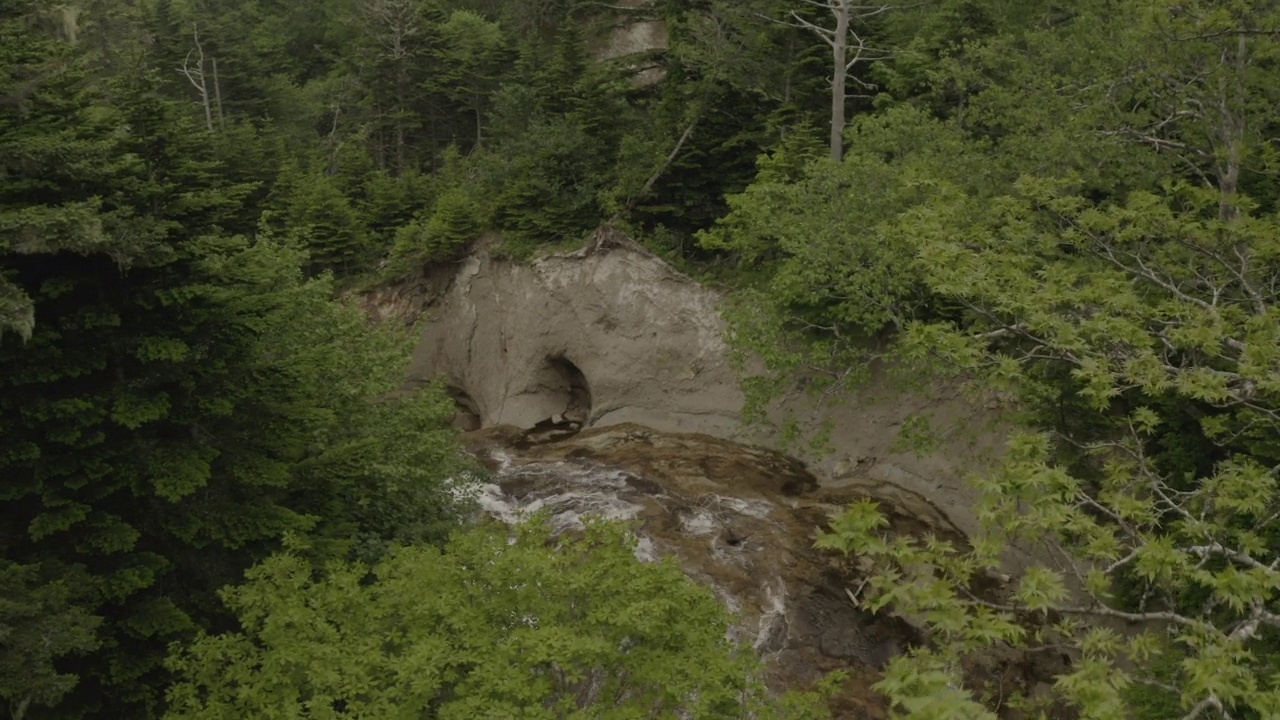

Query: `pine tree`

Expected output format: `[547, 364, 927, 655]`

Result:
[2, 6, 468, 716]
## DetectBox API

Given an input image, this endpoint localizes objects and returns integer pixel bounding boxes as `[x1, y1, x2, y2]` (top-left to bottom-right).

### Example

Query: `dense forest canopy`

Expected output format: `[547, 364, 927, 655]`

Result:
[4, 0, 1280, 717]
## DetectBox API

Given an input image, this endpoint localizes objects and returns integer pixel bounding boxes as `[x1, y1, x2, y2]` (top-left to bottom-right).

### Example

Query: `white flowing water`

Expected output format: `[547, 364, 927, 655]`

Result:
[475, 450, 795, 651]
[462, 424, 921, 702]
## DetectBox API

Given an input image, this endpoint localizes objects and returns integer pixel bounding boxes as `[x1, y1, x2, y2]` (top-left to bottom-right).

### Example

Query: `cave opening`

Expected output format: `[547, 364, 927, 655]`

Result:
[446, 385, 482, 431]
[537, 355, 592, 427]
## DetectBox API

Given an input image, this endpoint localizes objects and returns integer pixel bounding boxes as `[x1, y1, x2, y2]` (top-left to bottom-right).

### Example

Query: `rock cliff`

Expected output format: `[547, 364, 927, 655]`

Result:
[463, 423, 937, 717]
[370, 243, 1004, 543]
[360, 243, 1054, 712]
[400, 244, 744, 434]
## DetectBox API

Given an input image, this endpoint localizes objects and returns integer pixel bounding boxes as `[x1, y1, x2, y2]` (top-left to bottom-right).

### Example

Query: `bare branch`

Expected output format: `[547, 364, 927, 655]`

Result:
[1103, 547, 1142, 574]
[1172, 28, 1280, 41]
[961, 587, 1202, 629]
[177, 23, 213, 132]
[626, 113, 701, 210]
[1178, 695, 1219, 720]
[776, 11, 836, 42]
[1186, 543, 1273, 573]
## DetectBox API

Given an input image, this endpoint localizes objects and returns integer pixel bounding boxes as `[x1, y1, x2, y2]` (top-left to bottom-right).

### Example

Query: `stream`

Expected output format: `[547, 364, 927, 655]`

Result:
[461, 422, 934, 718]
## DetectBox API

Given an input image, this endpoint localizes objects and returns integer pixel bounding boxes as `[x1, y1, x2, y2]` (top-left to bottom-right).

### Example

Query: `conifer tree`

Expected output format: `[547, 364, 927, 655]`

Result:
[1, 5, 468, 716]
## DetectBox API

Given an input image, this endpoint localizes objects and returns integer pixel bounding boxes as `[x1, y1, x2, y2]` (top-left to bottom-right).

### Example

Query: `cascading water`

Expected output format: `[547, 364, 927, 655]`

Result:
[462, 422, 930, 716]
[382, 240, 1045, 716]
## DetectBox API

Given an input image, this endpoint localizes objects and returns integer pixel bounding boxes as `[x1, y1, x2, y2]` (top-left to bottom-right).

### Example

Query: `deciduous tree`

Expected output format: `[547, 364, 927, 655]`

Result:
[165, 519, 833, 719]
[809, 3, 1280, 717]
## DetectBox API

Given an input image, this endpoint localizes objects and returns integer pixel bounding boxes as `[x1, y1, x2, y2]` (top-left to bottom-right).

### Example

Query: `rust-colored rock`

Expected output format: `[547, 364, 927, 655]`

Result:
[465, 423, 971, 715]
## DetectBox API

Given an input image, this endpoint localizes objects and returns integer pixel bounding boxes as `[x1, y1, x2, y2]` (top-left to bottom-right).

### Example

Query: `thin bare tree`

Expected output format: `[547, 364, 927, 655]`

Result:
[772, 1, 897, 161]
[178, 23, 215, 132]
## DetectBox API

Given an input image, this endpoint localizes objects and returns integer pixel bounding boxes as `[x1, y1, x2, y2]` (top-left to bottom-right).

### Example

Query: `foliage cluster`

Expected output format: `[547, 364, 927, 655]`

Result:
[698, 0, 1280, 717]
[166, 518, 832, 719]
[1, 4, 854, 718]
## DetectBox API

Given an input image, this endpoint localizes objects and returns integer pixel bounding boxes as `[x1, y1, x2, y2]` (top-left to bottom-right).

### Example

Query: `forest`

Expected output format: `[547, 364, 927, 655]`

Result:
[3, 0, 1280, 717]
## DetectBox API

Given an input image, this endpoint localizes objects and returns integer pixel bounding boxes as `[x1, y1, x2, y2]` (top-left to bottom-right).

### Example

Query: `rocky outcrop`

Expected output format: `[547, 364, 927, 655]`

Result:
[389, 244, 1006, 543]
[368, 242, 1066, 713]
[463, 424, 967, 717]
[404, 246, 746, 437]
[591, 0, 667, 84]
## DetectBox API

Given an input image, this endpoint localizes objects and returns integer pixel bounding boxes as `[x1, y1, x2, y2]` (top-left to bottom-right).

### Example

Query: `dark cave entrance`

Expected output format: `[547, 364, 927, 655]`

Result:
[536, 355, 592, 427]
[446, 385, 482, 431]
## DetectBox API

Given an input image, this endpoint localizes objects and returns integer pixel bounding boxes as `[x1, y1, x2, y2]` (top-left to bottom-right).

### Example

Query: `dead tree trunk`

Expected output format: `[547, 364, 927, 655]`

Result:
[774, 1, 893, 162]
[829, 3, 849, 160]
[179, 23, 214, 132]
[211, 56, 225, 130]
[361, 0, 422, 175]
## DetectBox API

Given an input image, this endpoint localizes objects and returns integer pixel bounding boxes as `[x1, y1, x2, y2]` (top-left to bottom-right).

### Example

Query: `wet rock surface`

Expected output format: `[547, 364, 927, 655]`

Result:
[463, 423, 969, 717]
[380, 243, 1010, 548]
[363, 244, 1067, 716]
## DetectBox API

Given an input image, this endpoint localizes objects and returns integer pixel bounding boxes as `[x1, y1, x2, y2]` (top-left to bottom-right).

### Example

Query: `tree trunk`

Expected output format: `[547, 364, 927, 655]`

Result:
[373, 102, 387, 170]
[326, 103, 342, 176]
[395, 117, 405, 174]
[12, 695, 31, 720]
[394, 62, 407, 173]
[1217, 32, 1247, 223]
[179, 24, 213, 132]
[211, 55, 224, 130]
[199, 66, 213, 132]
[829, 1, 849, 161]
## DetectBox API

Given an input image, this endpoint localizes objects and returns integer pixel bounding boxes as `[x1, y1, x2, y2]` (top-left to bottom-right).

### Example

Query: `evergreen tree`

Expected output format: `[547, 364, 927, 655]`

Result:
[1, 5, 469, 716]
[268, 162, 371, 275]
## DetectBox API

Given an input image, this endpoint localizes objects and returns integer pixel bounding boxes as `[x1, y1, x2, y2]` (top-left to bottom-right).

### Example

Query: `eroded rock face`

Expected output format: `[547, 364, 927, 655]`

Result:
[463, 424, 967, 717]
[406, 247, 746, 436]
[592, 0, 668, 85]
[394, 244, 1007, 544]
[374, 244, 1059, 713]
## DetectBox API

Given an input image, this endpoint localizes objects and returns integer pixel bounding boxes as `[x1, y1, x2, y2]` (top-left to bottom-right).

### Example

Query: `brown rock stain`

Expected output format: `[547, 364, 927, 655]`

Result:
[464, 424, 974, 717]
